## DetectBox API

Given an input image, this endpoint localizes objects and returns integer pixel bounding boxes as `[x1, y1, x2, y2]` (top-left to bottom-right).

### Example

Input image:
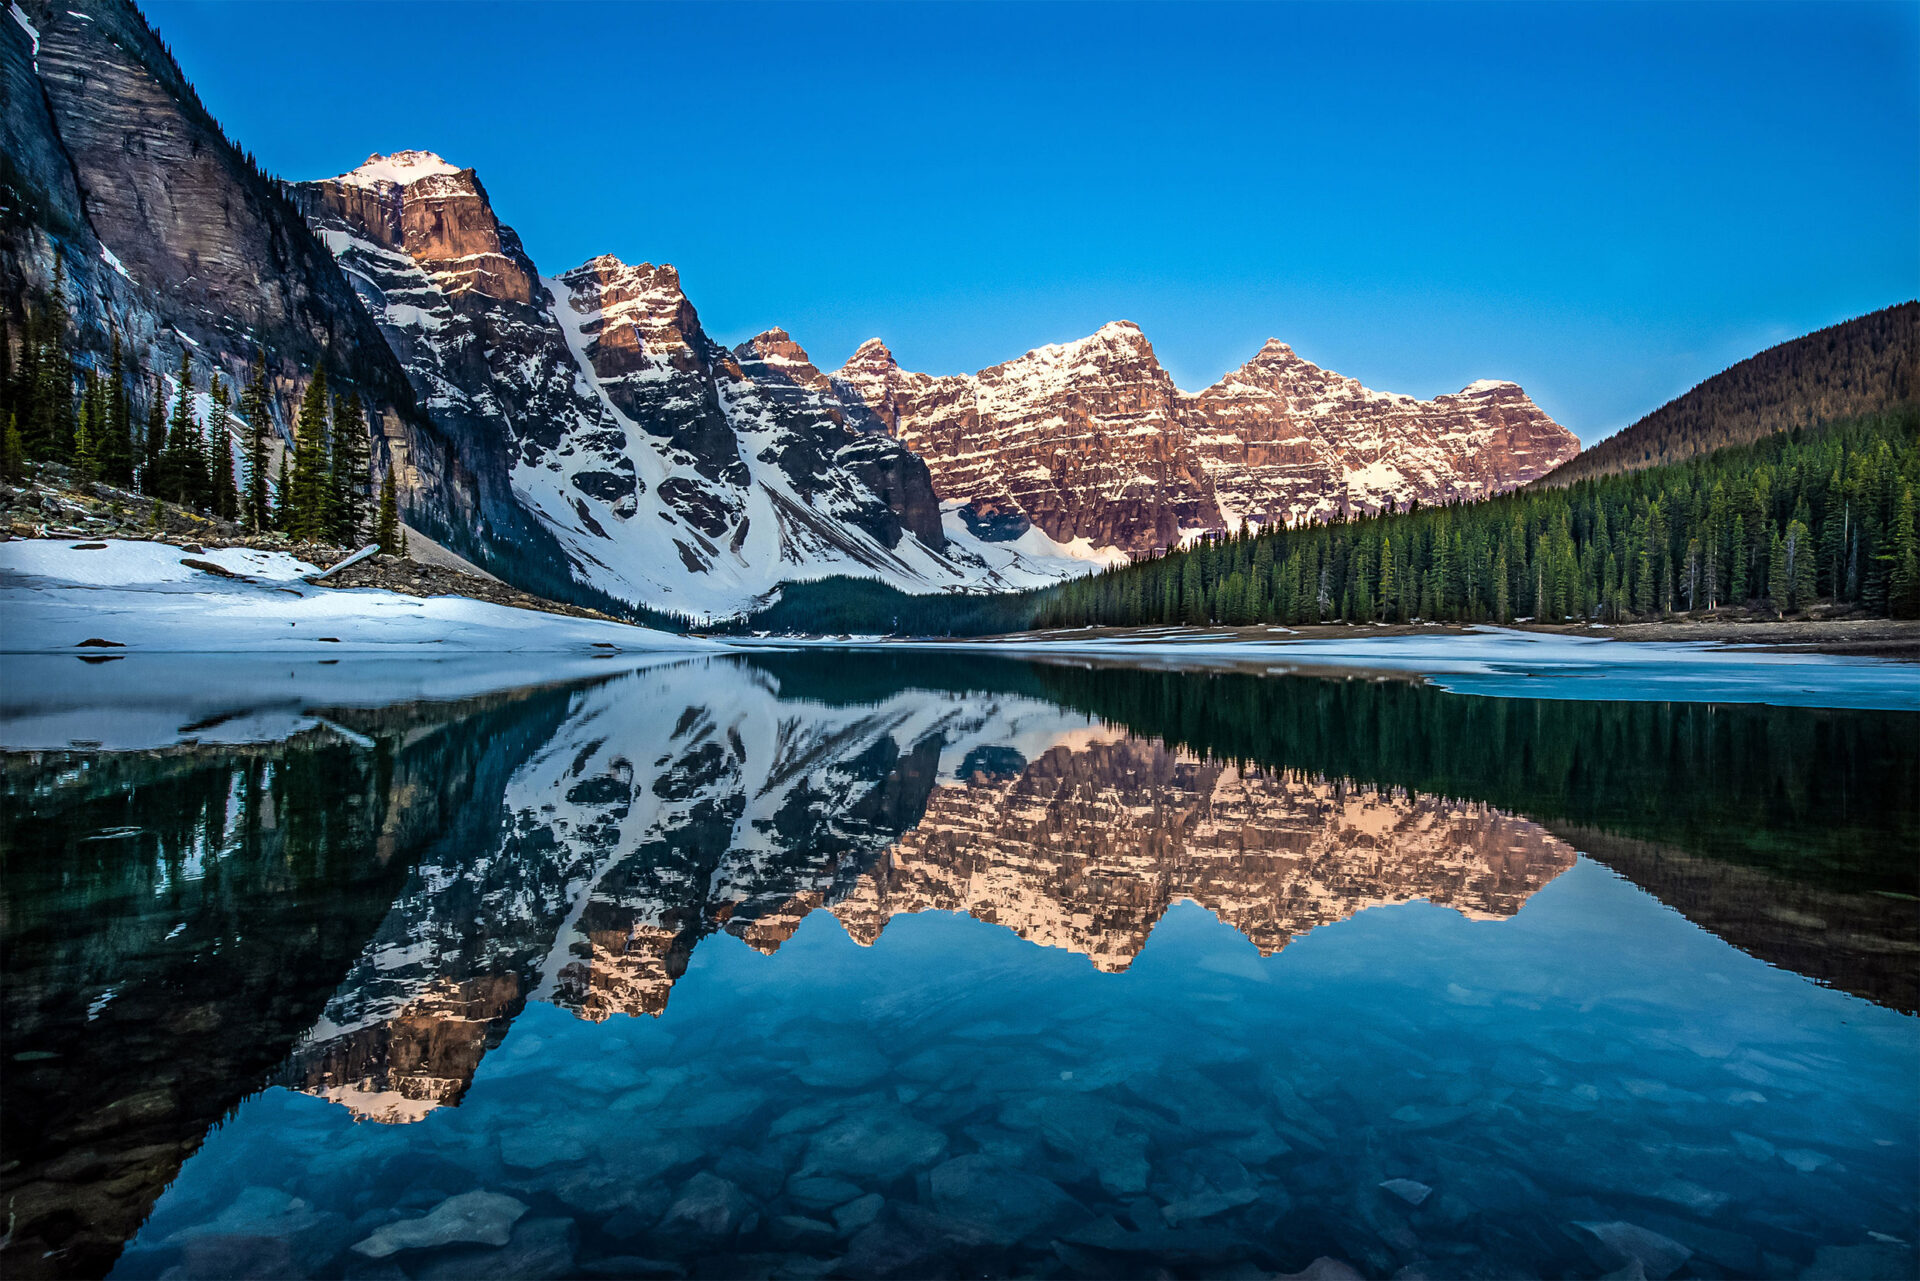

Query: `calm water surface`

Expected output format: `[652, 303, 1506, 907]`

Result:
[2, 654, 1915, 1281]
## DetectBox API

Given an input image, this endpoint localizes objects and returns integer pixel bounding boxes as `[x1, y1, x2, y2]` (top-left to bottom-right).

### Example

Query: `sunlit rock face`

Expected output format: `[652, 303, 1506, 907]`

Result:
[282, 665, 1573, 1120]
[1184, 341, 1579, 525]
[829, 327, 1579, 554]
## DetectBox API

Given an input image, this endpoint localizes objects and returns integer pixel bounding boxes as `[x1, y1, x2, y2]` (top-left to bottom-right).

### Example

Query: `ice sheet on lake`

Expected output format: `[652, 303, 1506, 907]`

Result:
[0, 539, 712, 655]
[0, 651, 708, 751]
[779, 626, 1920, 711]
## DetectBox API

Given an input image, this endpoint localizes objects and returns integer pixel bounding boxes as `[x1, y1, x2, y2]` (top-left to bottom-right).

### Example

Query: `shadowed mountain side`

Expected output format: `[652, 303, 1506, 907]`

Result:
[0, 681, 581, 1280]
[1538, 302, 1918, 486]
[1558, 824, 1920, 1014]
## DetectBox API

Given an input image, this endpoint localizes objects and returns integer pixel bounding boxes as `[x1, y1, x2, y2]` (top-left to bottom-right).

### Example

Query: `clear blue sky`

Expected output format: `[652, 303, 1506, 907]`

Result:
[145, 1, 1917, 445]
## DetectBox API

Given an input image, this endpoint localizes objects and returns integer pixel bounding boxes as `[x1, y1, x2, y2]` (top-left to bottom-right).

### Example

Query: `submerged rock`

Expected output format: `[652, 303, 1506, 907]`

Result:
[1380, 1178, 1433, 1207]
[787, 1176, 864, 1211]
[767, 1214, 839, 1251]
[801, 1109, 948, 1181]
[656, 1172, 753, 1243]
[1572, 1220, 1693, 1280]
[833, 1193, 886, 1235]
[929, 1154, 1088, 1244]
[415, 1216, 576, 1280]
[351, 1191, 528, 1258]
[501, 1128, 587, 1171]
[1277, 1260, 1366, 1281]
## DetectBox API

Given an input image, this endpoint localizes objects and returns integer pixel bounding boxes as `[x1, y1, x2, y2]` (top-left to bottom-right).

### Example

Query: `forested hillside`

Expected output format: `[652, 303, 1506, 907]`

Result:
[1032, 411, 1919, 628]
[1539, 303, 1917, 485]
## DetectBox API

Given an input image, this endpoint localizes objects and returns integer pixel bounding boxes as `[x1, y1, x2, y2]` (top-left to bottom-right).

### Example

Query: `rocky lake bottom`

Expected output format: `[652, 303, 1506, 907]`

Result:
[1, 652, 1914, 1280]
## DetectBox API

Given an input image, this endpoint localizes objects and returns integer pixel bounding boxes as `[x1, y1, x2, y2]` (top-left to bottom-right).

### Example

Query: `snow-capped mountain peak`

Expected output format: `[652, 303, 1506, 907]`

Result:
[334, 150, 463, 189]
[295, 158, 1094, 614]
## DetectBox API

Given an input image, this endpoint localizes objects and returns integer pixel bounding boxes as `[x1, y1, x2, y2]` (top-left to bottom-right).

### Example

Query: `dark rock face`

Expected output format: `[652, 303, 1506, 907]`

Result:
[0, 3, 576, 594]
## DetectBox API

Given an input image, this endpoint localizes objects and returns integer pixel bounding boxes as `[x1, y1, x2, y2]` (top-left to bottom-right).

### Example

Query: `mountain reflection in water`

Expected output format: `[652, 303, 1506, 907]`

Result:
[1, 654, 1913, 1281]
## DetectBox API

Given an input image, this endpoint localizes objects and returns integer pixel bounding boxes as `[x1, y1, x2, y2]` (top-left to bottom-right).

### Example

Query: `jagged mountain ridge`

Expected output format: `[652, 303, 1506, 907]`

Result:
[829, 324, 1580, 557]
[294, 154, 1098, 615]
[6, 0, 1579, 615]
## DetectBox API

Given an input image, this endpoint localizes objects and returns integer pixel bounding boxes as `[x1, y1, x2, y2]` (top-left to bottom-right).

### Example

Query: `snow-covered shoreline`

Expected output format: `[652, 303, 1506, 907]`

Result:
[0, 539, 712, 655]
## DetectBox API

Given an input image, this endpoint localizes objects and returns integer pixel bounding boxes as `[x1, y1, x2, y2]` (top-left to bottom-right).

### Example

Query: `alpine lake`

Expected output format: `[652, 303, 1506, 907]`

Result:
[2, 650, 1915, 1281]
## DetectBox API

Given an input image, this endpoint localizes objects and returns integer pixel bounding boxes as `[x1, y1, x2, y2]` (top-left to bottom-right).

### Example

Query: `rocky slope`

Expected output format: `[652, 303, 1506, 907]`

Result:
[830, 325, 1579, 556]
[295, 154, 1092, 615]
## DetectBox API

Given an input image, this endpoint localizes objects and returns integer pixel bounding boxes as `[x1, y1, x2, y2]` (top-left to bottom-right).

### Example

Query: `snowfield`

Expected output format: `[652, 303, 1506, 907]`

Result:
[0, 539, 712, 655]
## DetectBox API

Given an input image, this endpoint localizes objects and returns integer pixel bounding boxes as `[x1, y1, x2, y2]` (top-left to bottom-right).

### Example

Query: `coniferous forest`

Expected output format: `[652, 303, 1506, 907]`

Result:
[0, 267, 394, 550]
[1032, 411, 1920, 629]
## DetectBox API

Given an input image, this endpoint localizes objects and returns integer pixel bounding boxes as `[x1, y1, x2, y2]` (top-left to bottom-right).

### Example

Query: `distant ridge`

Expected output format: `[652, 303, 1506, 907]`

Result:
[1538, 302, 1919, 487]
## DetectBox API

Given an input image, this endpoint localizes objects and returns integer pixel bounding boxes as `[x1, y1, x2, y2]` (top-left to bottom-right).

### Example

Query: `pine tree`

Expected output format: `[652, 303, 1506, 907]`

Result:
[141, 375, 166, 491]
[206, 373, 240, 520]
[1, 413, 23, 483]
[25, 255, 75, 462]
[273, 452, 292, 531]
[239, 351, 273, 532]
[102, 330, 135, 487]
[73, 371, 102, 480]
[287, 366, 333, 541]
[1766, 529, 1788, 613]
[1886, 484, 1918, 619]
[328, 391, 370, 543]
[159, 351, 206, 507]
[1729, 514, 1747, 603]
[375, 466, 400, 551]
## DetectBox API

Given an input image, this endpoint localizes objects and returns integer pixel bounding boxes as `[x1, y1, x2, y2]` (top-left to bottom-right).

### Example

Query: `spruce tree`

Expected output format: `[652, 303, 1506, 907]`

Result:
[141, 375, 166, 491]
[1766, 529, 1788, 612]
[103, 331, 135, 487]
[239, 350, 273, 532]
[207, 374, 240, 520]
[287, 366, 332, 540]
[273, 452, 291, 532]
[26, 255, 75, 462]
[73, 371, 102, 480]
[328, 391, 370, 543]
[159, 351, 206, 507]
[1, 413, 23, 483]
[1889, 483, 1919, 619]
[375, 466, 400, 551]
[1729, 514, 1747, 603]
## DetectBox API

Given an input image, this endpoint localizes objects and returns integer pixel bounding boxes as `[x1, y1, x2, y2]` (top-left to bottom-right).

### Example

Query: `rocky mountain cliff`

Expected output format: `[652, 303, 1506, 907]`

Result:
[829, 325, 1579, 557]
[0, 2, 585, 592]
[295, 154, 1089, 615]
